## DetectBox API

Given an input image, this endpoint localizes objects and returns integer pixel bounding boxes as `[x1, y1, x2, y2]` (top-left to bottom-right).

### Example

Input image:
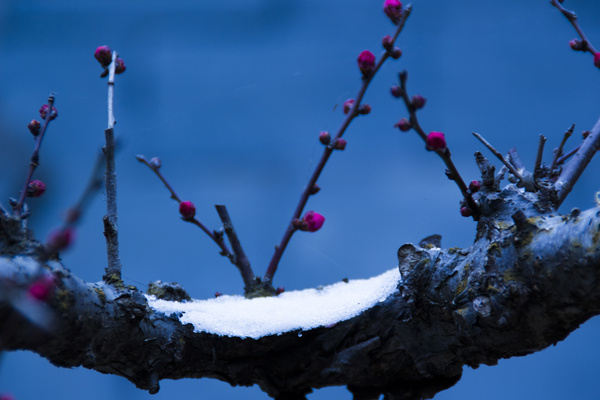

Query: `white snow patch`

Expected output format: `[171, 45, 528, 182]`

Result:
[146, 267, 401, 339]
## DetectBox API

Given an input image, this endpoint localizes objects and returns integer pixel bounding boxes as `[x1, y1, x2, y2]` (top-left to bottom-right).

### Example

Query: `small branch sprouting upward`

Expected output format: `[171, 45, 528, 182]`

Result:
[13, 94, 57, 217]
[264, 4, 413, 284]
[534, 134, 547, 179]
[103, 50, 122, 282]
[549, 123, 575, 173]
[215, 205, 257, 294]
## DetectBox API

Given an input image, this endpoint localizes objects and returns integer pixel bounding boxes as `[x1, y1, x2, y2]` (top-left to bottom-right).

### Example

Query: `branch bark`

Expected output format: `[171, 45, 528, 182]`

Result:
[1, 183, 600, 399]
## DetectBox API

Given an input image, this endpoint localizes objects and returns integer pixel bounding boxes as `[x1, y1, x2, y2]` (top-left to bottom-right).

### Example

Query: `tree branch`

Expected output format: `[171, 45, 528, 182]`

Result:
[2, 184, 600, 399]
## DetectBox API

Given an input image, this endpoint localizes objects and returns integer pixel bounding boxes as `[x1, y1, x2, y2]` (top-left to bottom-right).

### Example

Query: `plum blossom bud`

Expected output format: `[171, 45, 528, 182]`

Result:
[390, 85, 403, 98]
[39, 104, 58, 120]
[358, 104, 371, 115]
[411, 95, 426, 109]
[382, 35, 394, 51]
[302, 211, 325, 232]
[469, 180, 481, 193]
[333, 138, 347, 150]
[47, 228, 74, 252]
[357, 50, 376, 77]
[389, 47, 402, 60]
[343, 99, 355, 114]
[27, 180, 46, 197]
[28, 274, 56, 301]
[95, 45, 112, 68]
[115, 58, 126, 74]
[569, 39, 584, 51]
[276, 287, 285, 295]
[426, 131, 446, 150]
[150, 157, 162, 169]
[460, 207, 472, 217]
[319, 131, 331, 145]
[28, 119, 41, 136]
[394, 118, 412, 132]
[594, 52, 600, 68]
[179, 201, 196, 220]
[383, 0, 403, 24]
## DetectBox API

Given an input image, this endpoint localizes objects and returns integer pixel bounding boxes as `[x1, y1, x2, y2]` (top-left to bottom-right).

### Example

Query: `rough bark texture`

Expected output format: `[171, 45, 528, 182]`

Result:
[1, 183, 600, 400]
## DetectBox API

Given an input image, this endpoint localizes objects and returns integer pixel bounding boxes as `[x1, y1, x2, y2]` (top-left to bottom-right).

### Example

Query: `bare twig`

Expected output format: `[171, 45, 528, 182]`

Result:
[215, 205, 257, 293]
[551, 0, 598, 56]
[264, 5, 413, 284]
[397, 72, 479, 216]
[13, 94, 56, 217]
[103, 51, 122, 281]
[556, 144, 580, 166]
[472, 132, 525, 183]
[136, 155, 233, 262]
[534, 134, 547, 179]
[550, 123, 575, 173]
[555, 116, 600, 206]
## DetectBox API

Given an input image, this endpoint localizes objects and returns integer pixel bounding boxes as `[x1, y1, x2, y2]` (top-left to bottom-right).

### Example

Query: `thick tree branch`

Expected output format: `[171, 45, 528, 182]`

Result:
[1, 183, 599, 399]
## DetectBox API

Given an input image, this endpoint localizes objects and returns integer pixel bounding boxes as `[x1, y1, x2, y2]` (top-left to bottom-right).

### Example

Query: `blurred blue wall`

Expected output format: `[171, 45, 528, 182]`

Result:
[1, 0, 599, 399]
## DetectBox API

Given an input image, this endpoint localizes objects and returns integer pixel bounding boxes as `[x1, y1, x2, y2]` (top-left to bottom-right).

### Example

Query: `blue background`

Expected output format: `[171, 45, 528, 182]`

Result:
[1, 0, 599, 399]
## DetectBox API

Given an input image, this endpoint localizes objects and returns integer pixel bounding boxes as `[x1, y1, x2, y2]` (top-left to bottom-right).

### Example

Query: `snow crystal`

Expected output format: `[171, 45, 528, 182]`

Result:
[146, 267, 400, 339]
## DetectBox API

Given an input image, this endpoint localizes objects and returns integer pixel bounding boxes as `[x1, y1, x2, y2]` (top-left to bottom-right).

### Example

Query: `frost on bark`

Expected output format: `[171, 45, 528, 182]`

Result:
[2, 178, 600, 400]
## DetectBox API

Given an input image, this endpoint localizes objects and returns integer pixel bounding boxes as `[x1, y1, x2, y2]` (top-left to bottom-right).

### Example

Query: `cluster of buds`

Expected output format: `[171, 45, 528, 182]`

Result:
[39, 104, 58, 120]
[95, 45, 126, 75]
[293, 211, 325, 232]
[382, 36, 402, 59]
[343, 98, 371, 116]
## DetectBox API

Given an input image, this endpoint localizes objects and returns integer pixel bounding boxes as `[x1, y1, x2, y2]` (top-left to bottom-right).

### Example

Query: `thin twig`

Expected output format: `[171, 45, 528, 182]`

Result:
[550, 123, 575, 173]
[556, 144, 580, 166]
[472, 132, 524, 182]
[103, 51, 122, 281]
[264, 6, 413, 284]
[215, 205, 256, 292]
[551, 0, 598, 56]
[534, 134, 547, 179]
[136, 155, 233, 261]
[397, 72, 479, 216]
[555, 115, 600, 206]
[13, 94, 56, 217]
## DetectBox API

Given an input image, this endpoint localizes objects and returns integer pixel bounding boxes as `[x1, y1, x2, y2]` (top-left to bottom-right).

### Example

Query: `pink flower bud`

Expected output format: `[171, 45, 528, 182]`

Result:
[383, 0, 403, 24]
[179, 201, 196, 220]
[460, 207, 472, 217]
[302, 211, 325, 232]
[390, 85, 403, 98]
[469, 180, 481, 193]
[569, 39, 584, 51]
[411, 95, 426, 109]
[47, 228, 74, 252]
[28, 274, 56, 301]
[115, 58, 126, 74]
[357, 50, 376, 77]
[28, 119, 41, 136]
[150, 157, 162, 169]
[358, 104, 371, 115]
[594, 52, 600, 68]
[343, 99, 355, 115]
[27, 180, 46, 197]
[426, 131, 447, 150]
[382, 35, 394, 51]
[333, 138, 347, 150]
[394, 118, 412, 132]
[95, 45, 112, 68]
[39, 104, 58, 120]
[319, 131, 331, 145]
[276, 287, 285, 295]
